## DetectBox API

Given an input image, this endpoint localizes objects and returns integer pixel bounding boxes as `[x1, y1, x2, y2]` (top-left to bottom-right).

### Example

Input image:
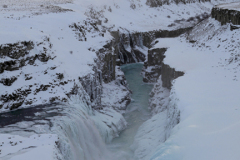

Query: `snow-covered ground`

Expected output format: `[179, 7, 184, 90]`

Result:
[0, 134, 62, 160]
[0, 0, 232, 112]
[0, 0, 215, 112]
[133, 18, 240, 160]
[1, 0, 240, 159]
[216, 2, 240, 11]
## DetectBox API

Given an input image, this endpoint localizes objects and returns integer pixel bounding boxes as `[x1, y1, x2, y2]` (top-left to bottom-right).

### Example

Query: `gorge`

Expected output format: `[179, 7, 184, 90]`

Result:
[0, 0, 240, 160]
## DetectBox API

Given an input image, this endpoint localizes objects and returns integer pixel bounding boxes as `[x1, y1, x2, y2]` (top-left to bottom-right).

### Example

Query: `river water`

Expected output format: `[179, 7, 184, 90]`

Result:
[107, 63, 153, 160]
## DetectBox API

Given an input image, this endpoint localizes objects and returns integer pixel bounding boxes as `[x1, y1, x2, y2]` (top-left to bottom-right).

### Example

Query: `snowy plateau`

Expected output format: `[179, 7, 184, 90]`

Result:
[0, 0, 240, 160]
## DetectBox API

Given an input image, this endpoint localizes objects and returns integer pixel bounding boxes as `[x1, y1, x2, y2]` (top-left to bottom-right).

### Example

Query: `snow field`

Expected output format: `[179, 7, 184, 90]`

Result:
[0, 134, 62, 160]
[144, 19, 240, 160]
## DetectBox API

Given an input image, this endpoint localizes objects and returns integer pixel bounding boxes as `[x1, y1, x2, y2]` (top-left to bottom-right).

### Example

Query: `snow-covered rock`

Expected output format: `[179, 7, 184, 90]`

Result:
[136, 16, 240, 160]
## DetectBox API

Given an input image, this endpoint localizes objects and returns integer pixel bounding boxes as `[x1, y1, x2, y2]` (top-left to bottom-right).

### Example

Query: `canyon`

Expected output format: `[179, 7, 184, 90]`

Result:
[0, 0, 240, 160]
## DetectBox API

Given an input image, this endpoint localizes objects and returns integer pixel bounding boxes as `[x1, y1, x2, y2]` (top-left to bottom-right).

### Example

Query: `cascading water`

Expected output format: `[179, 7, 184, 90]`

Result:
[0, 89, 113, 160]
[0, 63, 153, 160]
[107, 63, 153, 160]
[51, 93, 113, 160]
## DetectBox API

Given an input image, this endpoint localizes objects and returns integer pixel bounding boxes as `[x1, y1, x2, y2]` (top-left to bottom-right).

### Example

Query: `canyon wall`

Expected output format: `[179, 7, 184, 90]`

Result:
[112, 27, 195, 65]
[211, 3, 240, 26]
[146, 0, 211, 7]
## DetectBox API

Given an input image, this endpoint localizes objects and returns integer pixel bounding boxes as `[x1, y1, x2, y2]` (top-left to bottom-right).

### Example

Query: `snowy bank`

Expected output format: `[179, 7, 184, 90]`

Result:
[139, 18, 240, 160]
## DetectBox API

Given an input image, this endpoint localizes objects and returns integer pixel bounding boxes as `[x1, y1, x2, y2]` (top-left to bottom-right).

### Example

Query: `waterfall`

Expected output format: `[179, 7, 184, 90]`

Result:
[51, 93, 112, 160]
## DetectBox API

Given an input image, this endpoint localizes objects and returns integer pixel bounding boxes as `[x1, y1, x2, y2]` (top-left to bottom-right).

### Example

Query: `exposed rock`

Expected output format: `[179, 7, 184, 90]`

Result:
[0, 41, 34, 59]
[148, 48, 167, 66]
[96, 42, 116, 83]
[0, 48, 54, 74]
[0, 76, 18, 86]
[78, 66, 102, 109]
[56, 73, 64, 80]
[111, 27, 196, 65]
[230, 24, 240, 31]
[143, 48, 167, 83]
[0, 60, 23, 73]
[161, 63, 184, 89]
[142, 47, 184, 89]
[69, 19, 106, 42]
[101, 66, 131, 112]
[211, 5, 240, 25]
[111, 31, 147, 64]
[10, 101, 24, 110]
[0, 87, 32, 110]
[35, 84, 51, 93]
[146, 0, 210, 7]
[0, 31, 131, 112]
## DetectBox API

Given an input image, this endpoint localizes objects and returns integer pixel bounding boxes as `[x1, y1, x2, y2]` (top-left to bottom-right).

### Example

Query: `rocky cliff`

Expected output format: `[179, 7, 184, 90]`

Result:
[0, 31, 129, 112]
[146, 0, 211, 7]
[112, 25, 207, 65]
[211, 2, 240, 26]
[142, 38, 184, 87]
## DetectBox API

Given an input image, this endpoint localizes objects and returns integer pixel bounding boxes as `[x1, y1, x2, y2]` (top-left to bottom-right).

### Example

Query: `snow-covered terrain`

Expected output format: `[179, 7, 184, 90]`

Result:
[1, 0, 240, 159]
[0, 0, 218, 112]
[132, 18, 240, 159]
[0, 134, 61, 160]
[216, 2, 240, 11]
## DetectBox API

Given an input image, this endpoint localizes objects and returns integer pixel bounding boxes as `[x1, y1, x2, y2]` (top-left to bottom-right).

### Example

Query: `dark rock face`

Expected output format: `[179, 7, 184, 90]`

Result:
[78, 67, 102, 109]
[147, 48, 167, 66]
[69, 19, 118, 108]
[143, 48, 167, 83]
[111, 31, 146, 64]
[146, 0, 210, 7]
[1, 87, 32, 110]
[0, 46, 54, 74]
[69, 19, 106, 42]
[230, 24, 240, 31]
[0, 76, 18, 86]
[0, 20, 132, 111]
[143, 47, 184, 89]
[161, 63, 184, 89]
[0, 41, 34, 59]
[96, 41, 116, 83]
[211, 7, 240, 25]
[0, 41, 35, 74]
[111, 28, 193, 65]
[0, 39, 64, 110]
[139, 27, 191, 84]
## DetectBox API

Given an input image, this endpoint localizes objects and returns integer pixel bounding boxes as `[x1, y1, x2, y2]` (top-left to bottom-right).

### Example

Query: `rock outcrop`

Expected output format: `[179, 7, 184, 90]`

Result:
[143, 48, 167, 83]
[111, 31, 147, 64]
[143, 46, 184, 89]
[0, 36, 130, 111]
[211, 2, 240, 25]
[146, 0, 210, 7]
[111, 27, 197, 65]
[161, 63, 184, 89]
[142, 28, 187, 85]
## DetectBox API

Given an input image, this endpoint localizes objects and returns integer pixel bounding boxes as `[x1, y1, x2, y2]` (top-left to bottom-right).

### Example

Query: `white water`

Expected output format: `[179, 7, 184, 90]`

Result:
[53, 63, 153, 160]
[0, 63, 153, 160]
[51, 92, 113, 160]
[107, 63, 153, 160]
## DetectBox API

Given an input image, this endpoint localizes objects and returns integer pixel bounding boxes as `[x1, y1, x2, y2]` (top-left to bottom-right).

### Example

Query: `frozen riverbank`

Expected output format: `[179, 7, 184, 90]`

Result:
[107, 63, 153, 160]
